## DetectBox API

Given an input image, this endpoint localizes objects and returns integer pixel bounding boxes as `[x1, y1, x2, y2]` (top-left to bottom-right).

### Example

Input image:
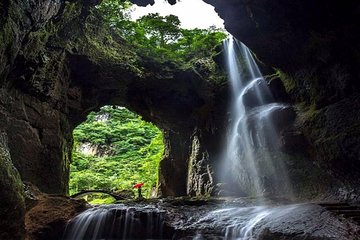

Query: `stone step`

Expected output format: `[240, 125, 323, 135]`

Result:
[318, 202, 349, 207]
[323, 206, 358, 211]
[318, 202, 360, 226]
[336, 210, 360, 217]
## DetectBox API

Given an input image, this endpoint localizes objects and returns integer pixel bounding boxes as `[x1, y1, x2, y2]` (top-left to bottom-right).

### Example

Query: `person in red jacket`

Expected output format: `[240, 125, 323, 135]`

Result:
[133, 182, 144, 199]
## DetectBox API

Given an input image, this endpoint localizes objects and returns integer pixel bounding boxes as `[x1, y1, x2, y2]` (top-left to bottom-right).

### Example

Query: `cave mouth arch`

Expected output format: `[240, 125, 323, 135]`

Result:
[130, 0, 225, 29]
[69, 105, 164, 203]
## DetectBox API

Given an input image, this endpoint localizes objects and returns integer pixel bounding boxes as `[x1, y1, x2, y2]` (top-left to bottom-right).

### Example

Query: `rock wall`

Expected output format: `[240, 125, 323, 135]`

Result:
[0, 132, 25, 240]
[0, 0, 228, 201]
[205, 0, 360, 199]
[0, 0, 86, 195]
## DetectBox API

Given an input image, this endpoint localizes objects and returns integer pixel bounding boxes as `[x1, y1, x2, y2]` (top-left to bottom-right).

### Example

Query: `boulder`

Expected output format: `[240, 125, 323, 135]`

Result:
[25, 183, 88, 240]
[242, 78, 274, 109]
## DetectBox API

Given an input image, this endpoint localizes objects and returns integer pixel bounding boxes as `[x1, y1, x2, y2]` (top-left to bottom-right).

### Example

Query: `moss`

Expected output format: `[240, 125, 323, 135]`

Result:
[0, 23, 11, 79]
[296, 102, 319, 122]
[62, 2, 82, 21]
[0, 20, 19, 65]
[257, 150, 339, 200]
[0, 132, 25, 239]
[0, 22, 11, 49]
[81, 18, 144, 77]
[274, 69, 296, 93]
[22, 25, 55, 59]
[86, 37, 143, 77]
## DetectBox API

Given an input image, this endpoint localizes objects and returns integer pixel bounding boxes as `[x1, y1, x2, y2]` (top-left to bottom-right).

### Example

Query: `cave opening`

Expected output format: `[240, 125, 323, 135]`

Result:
[69, 105, 164, 204]
[130, 0, 225, 29]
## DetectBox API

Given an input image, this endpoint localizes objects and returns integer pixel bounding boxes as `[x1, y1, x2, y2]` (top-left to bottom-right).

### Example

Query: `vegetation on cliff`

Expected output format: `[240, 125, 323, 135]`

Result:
[69, 106, 164, 203]
[66, 0, 228, 203]
[95, 0, 227, 65]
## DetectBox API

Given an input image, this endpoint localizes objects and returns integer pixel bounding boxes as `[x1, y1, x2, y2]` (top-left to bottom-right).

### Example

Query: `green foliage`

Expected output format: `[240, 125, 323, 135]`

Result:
[69, 106, 164, 201]
[95, 0, 227, 64]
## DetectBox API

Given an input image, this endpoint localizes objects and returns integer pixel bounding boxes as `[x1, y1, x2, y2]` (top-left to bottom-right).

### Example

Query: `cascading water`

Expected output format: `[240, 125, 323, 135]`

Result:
[219, 37, 293, 199]
[187, 204, 300, 240]
[62, 204, 166, 240]
[62, 37, 298, 240]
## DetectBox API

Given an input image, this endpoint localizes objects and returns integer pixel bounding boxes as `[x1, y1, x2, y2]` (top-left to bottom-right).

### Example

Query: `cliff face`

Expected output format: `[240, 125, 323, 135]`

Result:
[1, 0, 360, 238]
[205, 0, 360, 198]
[0, 0, 227, 198]
[0, 1, 227, 237]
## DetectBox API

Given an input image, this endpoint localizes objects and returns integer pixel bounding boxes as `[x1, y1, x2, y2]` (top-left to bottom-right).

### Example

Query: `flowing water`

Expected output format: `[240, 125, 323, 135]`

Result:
[188, 204, 299, 240]
[62, 204, 166, 240]
[64, 37, 296, 239]
[219, 37, 293, 199]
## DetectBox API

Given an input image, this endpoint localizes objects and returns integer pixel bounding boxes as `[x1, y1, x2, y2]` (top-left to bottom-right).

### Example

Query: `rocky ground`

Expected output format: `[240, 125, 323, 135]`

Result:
[26, 195, 360, 239]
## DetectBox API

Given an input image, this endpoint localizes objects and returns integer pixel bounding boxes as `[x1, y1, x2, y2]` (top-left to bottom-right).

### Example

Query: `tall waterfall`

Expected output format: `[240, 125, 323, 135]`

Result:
[62, 38, 297, 240]
[220, 37, 293, 199]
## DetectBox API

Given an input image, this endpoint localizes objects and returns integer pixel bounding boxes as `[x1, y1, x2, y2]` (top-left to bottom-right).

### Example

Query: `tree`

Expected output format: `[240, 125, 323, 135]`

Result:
[70, 106, 164, 202]
[95, 0, 227, 64]
[138, 13, 181, 48]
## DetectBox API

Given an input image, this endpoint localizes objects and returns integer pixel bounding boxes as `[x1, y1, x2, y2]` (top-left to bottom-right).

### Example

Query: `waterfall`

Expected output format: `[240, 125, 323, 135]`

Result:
[63, 37, 297, 240]
[62, 204, 165, 240]
[190, 204, 299, 240]
[220, 37, 293, 199]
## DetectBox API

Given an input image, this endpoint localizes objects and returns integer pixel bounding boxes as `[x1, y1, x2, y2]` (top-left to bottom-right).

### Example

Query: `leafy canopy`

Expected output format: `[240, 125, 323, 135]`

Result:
[69, 106, 164, 203]
[95, 0, 227, 63]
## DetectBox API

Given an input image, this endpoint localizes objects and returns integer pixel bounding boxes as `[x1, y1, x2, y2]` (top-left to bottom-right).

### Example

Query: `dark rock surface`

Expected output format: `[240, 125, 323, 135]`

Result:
[22, 197, 360, 240]
[171, 201, 360, 239]
[0, 0, 228, 201]
[242, 79, 274, 109]
[25, 183, 88, 240]
[0, 132, 25, 240]
[37, 198, 359, 240]
[204, 0, 360, 194]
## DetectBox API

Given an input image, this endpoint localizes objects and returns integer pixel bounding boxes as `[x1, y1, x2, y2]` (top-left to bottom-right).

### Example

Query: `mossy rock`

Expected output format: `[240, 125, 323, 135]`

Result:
[0, 132, 25, 240]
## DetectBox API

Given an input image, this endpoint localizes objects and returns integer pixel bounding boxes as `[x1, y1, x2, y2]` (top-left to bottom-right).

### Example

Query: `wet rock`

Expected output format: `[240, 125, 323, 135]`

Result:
[187, 130, 215, 197]
[265, 105, 297, 130]
[280, 130, 309, 154]
[300, 95, 360, 192]
[242, 78, 274, 109]
[256, 204, 360, 240]
[268, 77, 291, 103]
[63, 204, 172, 239]
[204, 0, 360, 198]
[180, 202, 360, 239]
[114, 189, 135, 199]
[25, 0, 62, 30]
[159, 131, 192, 197]
[0, 132, 25, 240]
[246, 104, 296, 148]
[25, 185, 88, 240]
[30, 198, 360, 240]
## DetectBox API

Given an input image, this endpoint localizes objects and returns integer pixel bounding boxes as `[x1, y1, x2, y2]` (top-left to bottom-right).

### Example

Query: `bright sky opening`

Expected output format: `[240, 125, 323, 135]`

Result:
[130, 0, 225, 29]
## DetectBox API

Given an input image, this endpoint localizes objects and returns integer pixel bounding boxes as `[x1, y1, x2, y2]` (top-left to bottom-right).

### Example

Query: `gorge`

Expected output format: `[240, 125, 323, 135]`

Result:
[1, 0, 360, 239]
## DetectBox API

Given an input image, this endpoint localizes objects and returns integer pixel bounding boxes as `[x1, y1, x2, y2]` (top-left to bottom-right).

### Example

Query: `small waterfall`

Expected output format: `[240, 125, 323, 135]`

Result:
[220, 37, 293, 199]
[190, 204, 298, 240]
[62, 204, 165, 240]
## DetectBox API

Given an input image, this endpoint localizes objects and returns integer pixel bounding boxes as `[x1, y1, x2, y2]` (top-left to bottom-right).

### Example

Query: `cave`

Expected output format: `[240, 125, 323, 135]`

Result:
[1, 0, 360, 239]
[68, 105, 165, 202]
